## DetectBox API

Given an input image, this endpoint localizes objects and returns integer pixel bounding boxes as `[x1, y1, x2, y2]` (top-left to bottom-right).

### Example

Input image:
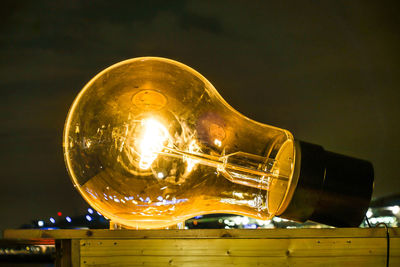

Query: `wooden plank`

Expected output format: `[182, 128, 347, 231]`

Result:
[78, 238, 399, 257]
[80, 238, 399, 257]
[3, 227, 400, 240]
[2, 228, 398, 266]
[71, 239, 81, 267]
[78, 237, 400, 267]
[80, 255, 400, 267]
[55, 239, 72, 267]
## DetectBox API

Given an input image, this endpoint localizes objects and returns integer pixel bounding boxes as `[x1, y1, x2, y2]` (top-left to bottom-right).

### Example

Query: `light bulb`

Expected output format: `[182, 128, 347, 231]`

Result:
[64, 57, 374, 228]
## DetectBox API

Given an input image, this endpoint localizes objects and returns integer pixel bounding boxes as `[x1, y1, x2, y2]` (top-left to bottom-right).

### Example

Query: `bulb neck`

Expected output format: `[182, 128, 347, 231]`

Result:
[279, 140, 374, 227]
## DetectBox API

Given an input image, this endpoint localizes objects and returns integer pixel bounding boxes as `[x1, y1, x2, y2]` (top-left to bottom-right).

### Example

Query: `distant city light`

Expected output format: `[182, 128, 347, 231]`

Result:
[389, 205, 400, 215]
[57, 212, 62, 217]
[50, 217, 56, 224]
[38, 221, 44, 227]
[88, 208, 94, 214]
[66, 216, 72, 223]
[395, 206, 400, 215]
[370, 216, 396, 225]
[86, 215, 92, 221]
[366, 209, 373, 218]
[244, 224, 257, 229]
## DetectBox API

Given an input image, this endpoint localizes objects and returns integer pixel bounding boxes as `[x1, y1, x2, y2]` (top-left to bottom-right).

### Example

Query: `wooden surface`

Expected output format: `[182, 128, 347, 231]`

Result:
[3, 228, 400, 266]
[4, 227, 400, 240]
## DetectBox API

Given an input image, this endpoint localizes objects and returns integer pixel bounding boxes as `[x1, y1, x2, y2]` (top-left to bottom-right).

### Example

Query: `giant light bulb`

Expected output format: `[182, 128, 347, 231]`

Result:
[64, 57, 374, 228]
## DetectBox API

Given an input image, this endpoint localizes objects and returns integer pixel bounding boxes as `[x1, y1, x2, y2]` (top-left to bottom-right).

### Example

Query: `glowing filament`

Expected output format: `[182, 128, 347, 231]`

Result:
[138, 118, 169, 169]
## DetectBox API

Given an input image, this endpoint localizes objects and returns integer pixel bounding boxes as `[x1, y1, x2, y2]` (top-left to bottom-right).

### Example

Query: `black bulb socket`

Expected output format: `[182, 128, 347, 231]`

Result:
[279, 141, 374, 227]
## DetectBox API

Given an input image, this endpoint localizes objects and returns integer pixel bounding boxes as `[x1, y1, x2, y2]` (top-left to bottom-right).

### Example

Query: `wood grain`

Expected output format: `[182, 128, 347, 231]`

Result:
[4, 227, 400, 240]
[3, 228, 399, 266]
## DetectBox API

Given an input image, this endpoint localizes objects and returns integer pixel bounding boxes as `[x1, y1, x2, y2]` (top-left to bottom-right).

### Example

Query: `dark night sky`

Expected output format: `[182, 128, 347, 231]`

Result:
[1, 1, 399, 232]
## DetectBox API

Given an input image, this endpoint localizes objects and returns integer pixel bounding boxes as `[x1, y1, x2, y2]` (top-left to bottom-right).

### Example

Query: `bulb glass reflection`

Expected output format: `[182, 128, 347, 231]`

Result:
[64, 57, 296, 229]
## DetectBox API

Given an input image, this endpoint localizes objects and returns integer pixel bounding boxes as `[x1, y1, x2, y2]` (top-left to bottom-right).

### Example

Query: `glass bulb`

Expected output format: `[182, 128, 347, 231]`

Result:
[64, 57, 373, 228]
[63, 57, 295, 228]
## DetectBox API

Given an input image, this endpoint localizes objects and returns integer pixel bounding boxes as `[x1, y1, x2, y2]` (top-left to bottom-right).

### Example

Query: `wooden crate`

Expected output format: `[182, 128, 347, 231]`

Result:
[3, 228, 400, 266]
